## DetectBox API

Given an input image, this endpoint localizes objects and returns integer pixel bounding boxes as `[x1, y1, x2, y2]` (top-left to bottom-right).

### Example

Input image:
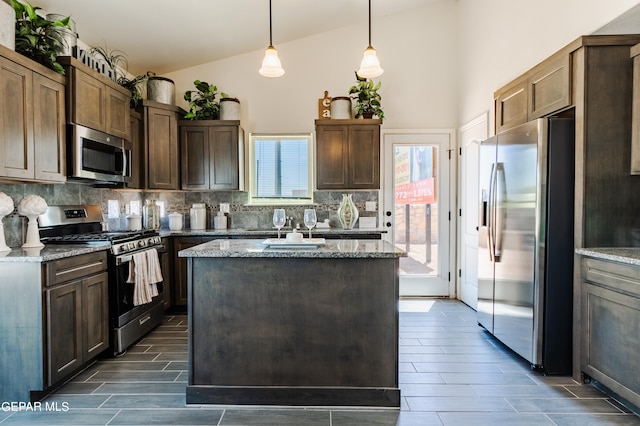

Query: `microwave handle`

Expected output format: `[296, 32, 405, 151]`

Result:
[123, 148, 131, 178]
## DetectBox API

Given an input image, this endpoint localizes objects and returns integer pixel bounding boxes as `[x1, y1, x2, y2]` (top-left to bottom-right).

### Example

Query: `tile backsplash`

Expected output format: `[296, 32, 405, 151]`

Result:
[0, 182, 379, 248]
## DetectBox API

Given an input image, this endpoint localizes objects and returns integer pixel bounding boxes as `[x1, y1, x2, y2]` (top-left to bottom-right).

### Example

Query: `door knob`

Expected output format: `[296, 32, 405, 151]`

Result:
[386, 222, 392, 227]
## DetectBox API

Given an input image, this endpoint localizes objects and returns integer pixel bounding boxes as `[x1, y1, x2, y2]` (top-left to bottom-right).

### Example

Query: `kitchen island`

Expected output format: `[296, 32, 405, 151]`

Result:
[179, 238, 405, 407]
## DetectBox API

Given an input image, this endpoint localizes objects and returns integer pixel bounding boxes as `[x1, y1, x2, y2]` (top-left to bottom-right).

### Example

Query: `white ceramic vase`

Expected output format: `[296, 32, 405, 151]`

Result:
[337, 194, 359, 229]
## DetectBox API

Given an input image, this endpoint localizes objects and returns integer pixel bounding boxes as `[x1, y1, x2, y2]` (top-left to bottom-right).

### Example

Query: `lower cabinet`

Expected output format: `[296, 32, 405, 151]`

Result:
[173, 237, 214, 308]
[45, 252, 109, 386]
[581, 257, 640, 408]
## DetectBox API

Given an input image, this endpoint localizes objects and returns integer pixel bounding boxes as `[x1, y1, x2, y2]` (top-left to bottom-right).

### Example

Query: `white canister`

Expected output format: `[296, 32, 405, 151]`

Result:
[126, 214, 142, 231]
[213, 211, 227, 230]
[0, 0, 15, 51]
[219, 98, 240, 120]
[331, 97, 352, 119]
[168, 212, 183, 231]
[190, 203, 206, 230]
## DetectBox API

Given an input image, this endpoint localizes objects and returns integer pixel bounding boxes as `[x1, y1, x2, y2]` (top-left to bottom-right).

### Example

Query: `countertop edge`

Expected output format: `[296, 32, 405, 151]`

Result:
[0, 243, 111, 262]
[576, 248, 640, 267]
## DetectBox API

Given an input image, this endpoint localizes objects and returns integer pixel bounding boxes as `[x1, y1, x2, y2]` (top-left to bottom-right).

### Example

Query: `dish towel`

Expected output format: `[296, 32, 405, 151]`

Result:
[126, 248, 162, 306]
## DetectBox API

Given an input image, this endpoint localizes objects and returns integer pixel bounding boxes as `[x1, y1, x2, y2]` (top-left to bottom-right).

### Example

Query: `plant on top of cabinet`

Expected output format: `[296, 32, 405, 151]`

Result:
[90, 44, 147, 108]
[183, 79, 228, 120]
[348, 71, 384, 120]
[11, 0, 71, 75]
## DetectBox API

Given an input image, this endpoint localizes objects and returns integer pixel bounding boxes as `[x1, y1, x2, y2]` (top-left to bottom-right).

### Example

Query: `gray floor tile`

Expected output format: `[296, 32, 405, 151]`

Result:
[52, 381, 104, 394]
[398, 362, 417, 372]
[439, 372, 538, 385]
[398, 345, 446, 354]
[398, 372, 445, 384]
[437, 412, 555, 425]
[85, 370, 182, 382]
[396, 411, 444, 425]
[110, 408, 224, 425]
[331, 409, 400, 425]
[95, 382, 186, 394]
[469, 384, 574, 398]
[413, 362, 503, 373]
[0, 410, 119, 425]
[508, 397, 627, 414]
[220, 408, 329, 425]
[90, 360, 171, 372]
[164, 361, 188, 370]
[563, 384, 611, 398]
[41, 394, 110, 408]
[405, 396, 514, 412]
[546, 413, 640, 425]
[154, 352, 189, 361]
[100, 393, 186, 408]
[400, 384, 476, 397]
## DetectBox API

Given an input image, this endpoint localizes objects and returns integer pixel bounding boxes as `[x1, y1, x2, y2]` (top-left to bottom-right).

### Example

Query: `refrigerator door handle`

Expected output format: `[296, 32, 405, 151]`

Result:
[493, 162, 505, 262]
[487, 162, 497, 261]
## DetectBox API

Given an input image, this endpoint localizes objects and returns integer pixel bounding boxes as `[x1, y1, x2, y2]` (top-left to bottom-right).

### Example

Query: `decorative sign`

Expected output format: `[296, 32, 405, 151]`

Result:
[394, 146, 436, 205]
[73, 47, 116, 81]
[318, 91, 331, 119]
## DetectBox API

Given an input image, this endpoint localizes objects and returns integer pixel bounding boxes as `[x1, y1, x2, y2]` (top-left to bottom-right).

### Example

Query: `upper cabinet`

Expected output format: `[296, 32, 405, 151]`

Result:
[495, 51, 571, 133]
[60, 56, 130, 139]
[139, 100, 182, 190]
[315, 119, 381, 190]
[0, 45, 66, 183]
[179, 120, 243, 191]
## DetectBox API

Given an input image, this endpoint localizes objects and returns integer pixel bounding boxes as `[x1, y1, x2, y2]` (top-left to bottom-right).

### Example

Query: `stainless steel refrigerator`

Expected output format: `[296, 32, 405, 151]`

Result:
[477, 117, 574, 374]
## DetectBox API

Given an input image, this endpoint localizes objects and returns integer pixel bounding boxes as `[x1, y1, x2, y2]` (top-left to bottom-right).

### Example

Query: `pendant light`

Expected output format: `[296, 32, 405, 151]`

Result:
[357, 0, 383, 79]
[259, 0, 285, 78]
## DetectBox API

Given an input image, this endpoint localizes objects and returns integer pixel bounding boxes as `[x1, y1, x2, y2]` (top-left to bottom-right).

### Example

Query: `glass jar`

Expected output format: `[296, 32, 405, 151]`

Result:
[142, 199, 160, 230]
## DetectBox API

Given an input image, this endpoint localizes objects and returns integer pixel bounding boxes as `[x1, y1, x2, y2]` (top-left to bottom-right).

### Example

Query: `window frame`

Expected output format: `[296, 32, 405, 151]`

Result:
[248, 133, 315, 206]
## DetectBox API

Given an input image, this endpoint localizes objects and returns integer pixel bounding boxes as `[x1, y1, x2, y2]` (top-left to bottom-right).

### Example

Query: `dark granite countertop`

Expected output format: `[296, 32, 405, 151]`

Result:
[576, 247, 640, 267]
[160, 227, 386, 238]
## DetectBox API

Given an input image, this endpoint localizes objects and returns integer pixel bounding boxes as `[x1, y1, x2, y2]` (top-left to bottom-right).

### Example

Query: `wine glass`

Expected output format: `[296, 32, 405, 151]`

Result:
[303, 209, 317, 239]
[273, 209, 286, 239]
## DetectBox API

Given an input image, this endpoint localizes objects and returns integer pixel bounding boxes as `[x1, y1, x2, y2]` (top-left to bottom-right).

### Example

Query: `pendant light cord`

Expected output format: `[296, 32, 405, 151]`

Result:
[269, 0, 273, 47]
[368, 0, 372, 48]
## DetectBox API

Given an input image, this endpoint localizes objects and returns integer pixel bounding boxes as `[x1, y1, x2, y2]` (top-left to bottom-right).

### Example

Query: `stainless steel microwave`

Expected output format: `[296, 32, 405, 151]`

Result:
[67, 124, 131, 185]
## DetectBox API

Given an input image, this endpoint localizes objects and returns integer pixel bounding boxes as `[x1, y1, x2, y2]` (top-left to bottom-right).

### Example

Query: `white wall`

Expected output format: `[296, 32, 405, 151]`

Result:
[165, 1, 458, 133]
[457, 0, 640, 131]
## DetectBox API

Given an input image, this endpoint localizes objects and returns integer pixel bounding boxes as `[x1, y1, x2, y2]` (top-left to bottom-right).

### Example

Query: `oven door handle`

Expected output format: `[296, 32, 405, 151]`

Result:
[115, 246, 164, 266]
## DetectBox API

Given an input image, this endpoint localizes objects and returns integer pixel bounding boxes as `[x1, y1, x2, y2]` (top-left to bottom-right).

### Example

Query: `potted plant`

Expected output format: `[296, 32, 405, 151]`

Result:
[183, 80, 227, 120]
[348, 71, 384, 120]
[11, 0, 71, 75]
[90, 44, 148, 108]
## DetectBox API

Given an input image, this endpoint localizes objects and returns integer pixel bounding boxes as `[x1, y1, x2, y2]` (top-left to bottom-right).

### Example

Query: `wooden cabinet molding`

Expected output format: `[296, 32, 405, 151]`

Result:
[630, 42, 640, 175]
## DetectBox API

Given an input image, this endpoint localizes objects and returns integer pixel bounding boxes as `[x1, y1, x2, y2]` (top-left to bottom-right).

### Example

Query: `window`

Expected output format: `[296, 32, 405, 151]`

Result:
[248, 133, 314, 205]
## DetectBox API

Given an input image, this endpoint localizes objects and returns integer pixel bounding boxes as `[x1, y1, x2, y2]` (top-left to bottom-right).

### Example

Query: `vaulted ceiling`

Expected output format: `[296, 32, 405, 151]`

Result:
[34, 0, 434, 75]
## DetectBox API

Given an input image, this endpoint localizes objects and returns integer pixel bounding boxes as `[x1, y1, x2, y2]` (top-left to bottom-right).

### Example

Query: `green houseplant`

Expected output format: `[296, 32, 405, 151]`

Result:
[90, 44, 148, 108]
[183, 80, 227, 120]
[11, 0, 71, 75]
[348, 71, 384, 120]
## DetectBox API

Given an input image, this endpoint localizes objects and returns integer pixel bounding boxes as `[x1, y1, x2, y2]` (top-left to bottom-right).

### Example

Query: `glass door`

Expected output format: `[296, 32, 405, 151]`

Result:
[382, 131, 454, 297]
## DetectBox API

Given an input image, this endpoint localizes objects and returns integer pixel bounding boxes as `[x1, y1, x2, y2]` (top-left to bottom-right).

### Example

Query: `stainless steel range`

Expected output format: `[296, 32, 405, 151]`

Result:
[39, 205, 166, 355]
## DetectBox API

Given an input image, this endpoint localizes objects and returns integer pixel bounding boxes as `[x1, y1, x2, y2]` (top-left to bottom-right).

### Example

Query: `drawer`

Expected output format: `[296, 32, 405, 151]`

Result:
[45, 251, 108, 287]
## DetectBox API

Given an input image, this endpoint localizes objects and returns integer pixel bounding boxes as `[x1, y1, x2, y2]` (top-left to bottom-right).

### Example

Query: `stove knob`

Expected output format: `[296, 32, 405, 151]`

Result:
[139, 239, 147, 248]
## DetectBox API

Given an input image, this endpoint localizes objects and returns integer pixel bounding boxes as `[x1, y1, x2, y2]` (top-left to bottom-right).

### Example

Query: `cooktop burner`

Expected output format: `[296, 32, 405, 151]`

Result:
[41, 230, 158, 244]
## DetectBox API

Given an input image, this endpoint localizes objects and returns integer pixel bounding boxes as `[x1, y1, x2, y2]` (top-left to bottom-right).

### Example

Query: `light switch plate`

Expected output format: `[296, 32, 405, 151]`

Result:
[220, 203, 230, 213]
[107, 200, 119, 218]
[365, 201, 377, 211]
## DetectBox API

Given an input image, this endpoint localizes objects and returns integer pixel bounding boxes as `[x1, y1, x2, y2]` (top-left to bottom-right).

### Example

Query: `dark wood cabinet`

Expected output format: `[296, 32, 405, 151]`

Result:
[0, 46, 66, 183]
[128, 109, 143, 189]
[45, 251, 108, 386]
[140, 100, 181, 190]
[173, 237, 213, 307]
[315, 119, 380, 190]
[180, 120, 242, 190]
[580, 256, 640, 408]
[494, 51, 570, 132]
[61, 56, 130, 139]
[630, 42, 640, 175]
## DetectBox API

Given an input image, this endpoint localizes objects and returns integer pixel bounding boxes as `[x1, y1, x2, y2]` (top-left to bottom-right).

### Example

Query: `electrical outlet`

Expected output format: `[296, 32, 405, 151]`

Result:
[220, 203, 230, 213]
[107, 200, 119, 218]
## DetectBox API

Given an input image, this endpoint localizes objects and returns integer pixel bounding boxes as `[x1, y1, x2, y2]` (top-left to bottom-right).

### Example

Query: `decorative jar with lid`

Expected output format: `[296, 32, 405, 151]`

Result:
[142, 200, 160, 230]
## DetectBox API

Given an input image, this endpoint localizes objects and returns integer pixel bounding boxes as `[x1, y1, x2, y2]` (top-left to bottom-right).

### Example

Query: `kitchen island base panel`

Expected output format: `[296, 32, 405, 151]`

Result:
[187, 256, 399, 407]
[186, 386, 400, 407]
